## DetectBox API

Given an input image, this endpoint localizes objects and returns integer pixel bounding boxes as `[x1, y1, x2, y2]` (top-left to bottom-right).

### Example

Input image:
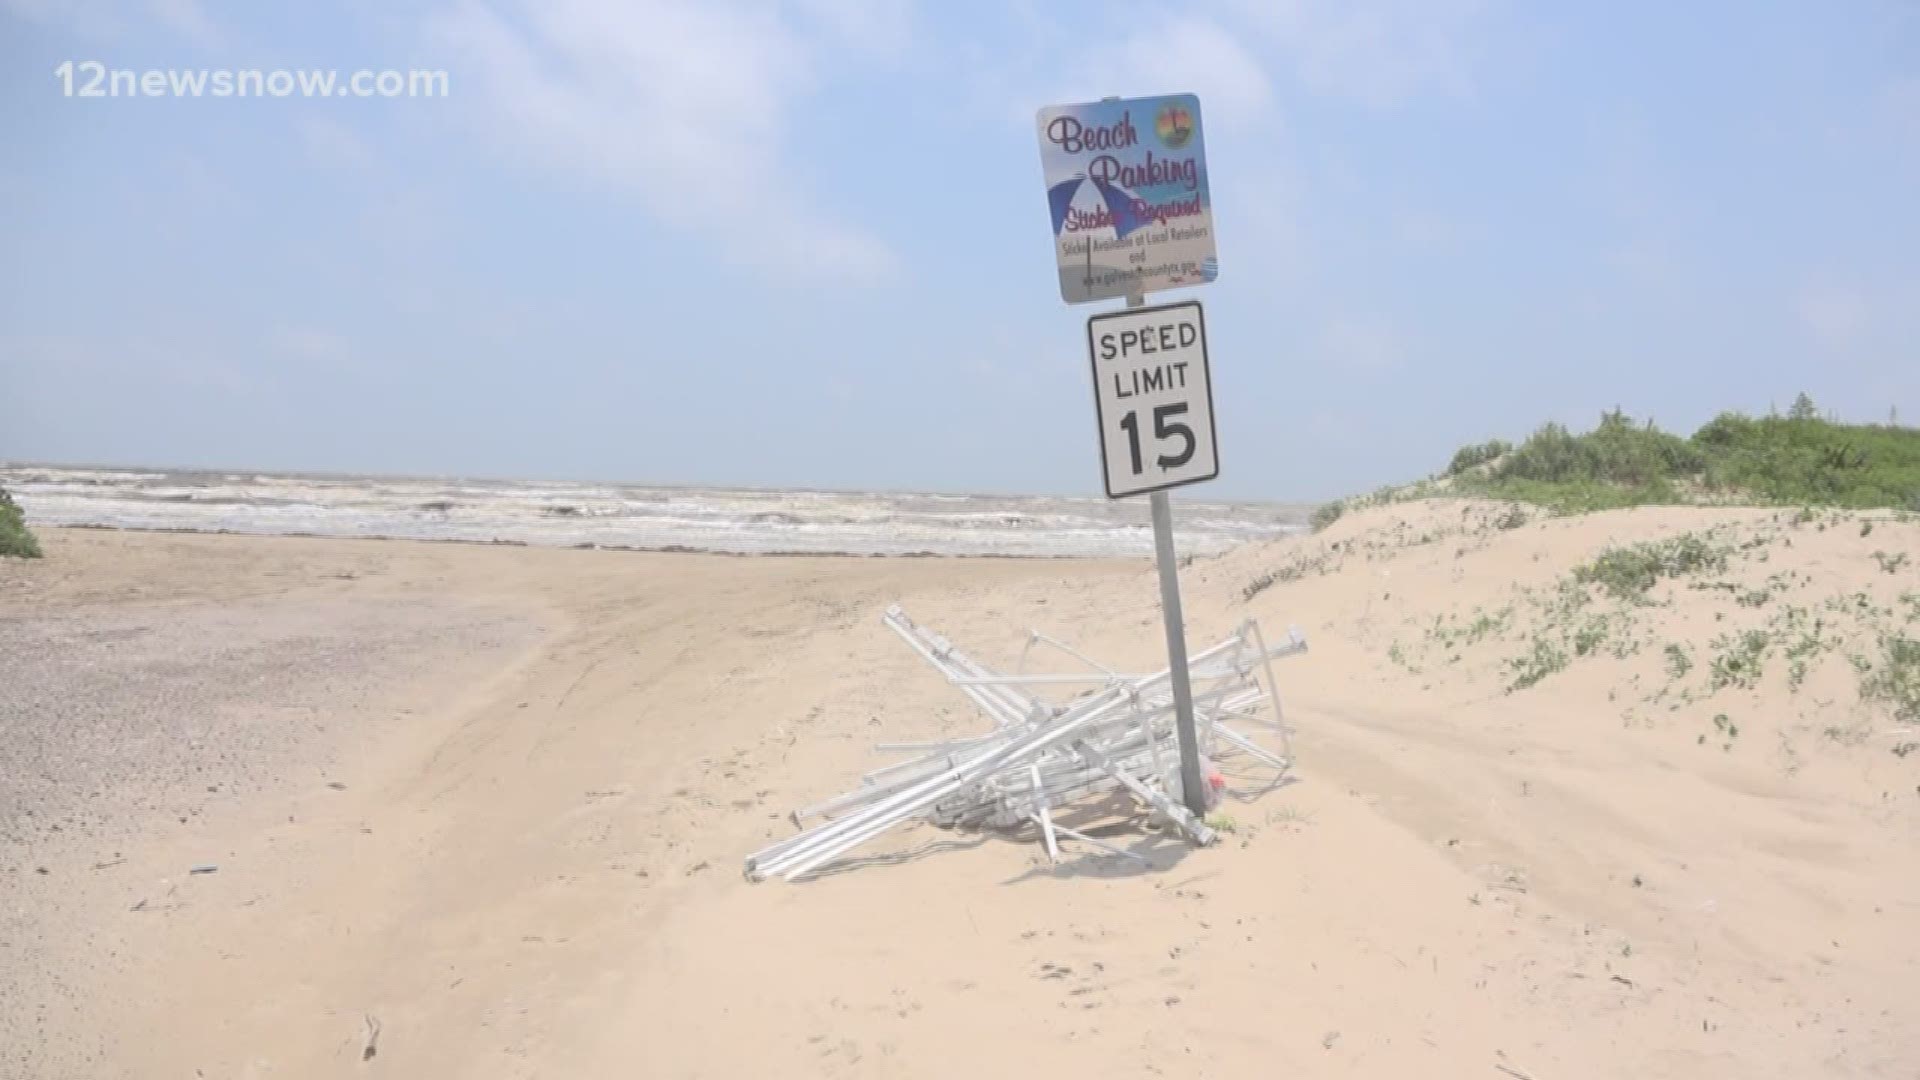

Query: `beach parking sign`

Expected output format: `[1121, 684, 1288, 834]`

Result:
[1036, 93, 1218, 305]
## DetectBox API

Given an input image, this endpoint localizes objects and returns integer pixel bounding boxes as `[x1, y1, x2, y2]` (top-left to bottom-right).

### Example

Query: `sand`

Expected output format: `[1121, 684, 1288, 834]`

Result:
[1, 506, 1915, 1078]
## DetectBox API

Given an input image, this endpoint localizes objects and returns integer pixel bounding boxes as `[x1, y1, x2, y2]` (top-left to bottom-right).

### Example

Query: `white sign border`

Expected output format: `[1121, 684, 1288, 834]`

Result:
[1085, 299, 1220, 500]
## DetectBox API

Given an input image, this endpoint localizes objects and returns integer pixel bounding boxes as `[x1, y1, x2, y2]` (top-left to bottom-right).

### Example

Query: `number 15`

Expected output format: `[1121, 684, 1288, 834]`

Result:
[1117, 403, 1195, 474]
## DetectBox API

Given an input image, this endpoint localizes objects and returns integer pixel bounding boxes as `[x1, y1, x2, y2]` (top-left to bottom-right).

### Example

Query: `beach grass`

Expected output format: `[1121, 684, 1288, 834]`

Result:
[1, 486, 42, 559]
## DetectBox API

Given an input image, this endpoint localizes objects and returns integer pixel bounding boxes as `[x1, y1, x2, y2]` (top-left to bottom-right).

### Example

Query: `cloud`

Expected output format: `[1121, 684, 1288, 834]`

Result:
[1231, 0, 1489, 107]
[427, 0, 897, 282]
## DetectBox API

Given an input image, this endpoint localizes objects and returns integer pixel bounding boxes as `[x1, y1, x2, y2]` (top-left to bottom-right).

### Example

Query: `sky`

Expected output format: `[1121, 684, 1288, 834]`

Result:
[2, 1, 1917, 501]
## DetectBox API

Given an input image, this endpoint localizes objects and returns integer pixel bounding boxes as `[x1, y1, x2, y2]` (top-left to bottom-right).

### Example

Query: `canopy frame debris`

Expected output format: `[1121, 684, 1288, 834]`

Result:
[744, 605, 1307, 883]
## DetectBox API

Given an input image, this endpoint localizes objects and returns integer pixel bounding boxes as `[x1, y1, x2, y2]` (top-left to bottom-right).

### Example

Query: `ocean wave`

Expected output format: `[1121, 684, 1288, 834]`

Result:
[3, 466, 1308, 558]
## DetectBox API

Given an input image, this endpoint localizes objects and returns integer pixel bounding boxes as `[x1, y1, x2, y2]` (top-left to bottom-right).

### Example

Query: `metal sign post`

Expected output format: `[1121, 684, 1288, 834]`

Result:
[1150, 491, 1205, 814]
[1039, 92, 1222, 818]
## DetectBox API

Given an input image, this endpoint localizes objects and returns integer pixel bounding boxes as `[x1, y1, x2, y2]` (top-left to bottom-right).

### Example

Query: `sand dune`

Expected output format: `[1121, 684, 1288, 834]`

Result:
[2, 504, 1915, 1077]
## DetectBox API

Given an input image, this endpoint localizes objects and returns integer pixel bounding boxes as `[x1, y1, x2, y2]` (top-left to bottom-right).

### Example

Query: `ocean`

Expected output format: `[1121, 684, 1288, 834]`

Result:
[0, 465, 1308, 559]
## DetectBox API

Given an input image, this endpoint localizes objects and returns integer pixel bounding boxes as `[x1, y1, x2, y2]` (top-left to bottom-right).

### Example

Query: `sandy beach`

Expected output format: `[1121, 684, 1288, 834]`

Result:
[3, 506, 1917, 1078]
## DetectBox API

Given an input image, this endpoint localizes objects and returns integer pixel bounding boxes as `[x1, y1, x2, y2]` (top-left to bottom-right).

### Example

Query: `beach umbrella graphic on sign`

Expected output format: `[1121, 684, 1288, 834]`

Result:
[1046, 174, 1150, 241]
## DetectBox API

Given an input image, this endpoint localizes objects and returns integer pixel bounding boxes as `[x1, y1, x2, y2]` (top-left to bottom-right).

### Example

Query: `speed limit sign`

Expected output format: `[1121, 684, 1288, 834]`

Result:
[1085, 300, 1219, 498]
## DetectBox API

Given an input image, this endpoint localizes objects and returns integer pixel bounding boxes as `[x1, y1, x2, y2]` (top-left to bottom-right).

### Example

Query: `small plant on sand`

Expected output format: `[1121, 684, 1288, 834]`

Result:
[1872, 551, 1911, 575]
[1572, 613, 1615, 657]
[1310, 500, 1345, 532]
[1428, 606, 1513, 652]
[1574, 534, 1729, 602]
[1709, 630, 1772, 690]
[0, 486, 41, 559]
[1663, 643, 1694, 679]
[1507, 637, 1569, 691]
[1387, 641, 1422, 674]
[1774, 606, 1836, 691]
[1859, 635, 1920, 723]
[1713, 713, 1740, 749]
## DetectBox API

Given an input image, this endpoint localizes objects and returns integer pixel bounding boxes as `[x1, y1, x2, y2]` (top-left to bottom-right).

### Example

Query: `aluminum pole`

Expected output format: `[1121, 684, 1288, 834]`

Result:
[1127, 290, 1208, 817]
[1149, 487, 1207, 815]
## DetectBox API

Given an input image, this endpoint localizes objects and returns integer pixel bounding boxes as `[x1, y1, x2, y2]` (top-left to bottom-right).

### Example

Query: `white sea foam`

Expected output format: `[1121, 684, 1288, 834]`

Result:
[1, 465, 1308, 558]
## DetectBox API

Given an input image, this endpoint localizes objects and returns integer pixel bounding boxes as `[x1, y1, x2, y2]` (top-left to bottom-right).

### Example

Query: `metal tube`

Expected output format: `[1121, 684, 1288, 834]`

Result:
[947, 673, 1142, 686]
[1025, 632, 1120, 677]
[1150, 488, 1208, 815]
[769, 682, 1147, 879]
[885, 608, 1038, 722]
[1249, 619, 1300, 762]
[754, 685, 1133, 878]
[1211, 723, 1290, 770]
[747, 609, 1306, 881]
[884, 609, 1027, 721]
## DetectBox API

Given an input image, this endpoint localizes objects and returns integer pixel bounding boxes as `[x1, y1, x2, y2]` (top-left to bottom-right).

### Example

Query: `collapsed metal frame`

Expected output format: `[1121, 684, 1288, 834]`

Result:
[743, 605, 1306, 883]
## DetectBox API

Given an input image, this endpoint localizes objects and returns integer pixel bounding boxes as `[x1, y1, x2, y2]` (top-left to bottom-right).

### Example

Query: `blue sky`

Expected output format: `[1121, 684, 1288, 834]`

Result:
[2, 1, 1916, 501]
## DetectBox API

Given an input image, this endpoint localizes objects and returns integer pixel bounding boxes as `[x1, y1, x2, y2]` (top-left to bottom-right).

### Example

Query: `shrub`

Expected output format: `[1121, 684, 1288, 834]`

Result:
[0, 486, 41, 559]
[1694, 404, 1920, 508]
[1447, 439, 1512, 477]
[1442, 397, 1920, 515]
[1310, 500, 1345, 532]
[1496, 421, 1589, 483]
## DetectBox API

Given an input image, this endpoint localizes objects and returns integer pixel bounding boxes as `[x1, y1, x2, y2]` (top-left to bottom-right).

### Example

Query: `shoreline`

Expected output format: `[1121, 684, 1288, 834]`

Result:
[41, 522, 1160, 561]
[2, 465, 1310, 562]
[0, 457, 1310, 507]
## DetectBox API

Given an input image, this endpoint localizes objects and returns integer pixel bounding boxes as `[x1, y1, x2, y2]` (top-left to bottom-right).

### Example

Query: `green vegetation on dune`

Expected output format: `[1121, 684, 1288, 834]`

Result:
[1272, 395, 1920, 733]
[1458, 395, 1920, 515]
[1, 485, 42, 559]
[1309, 393, 1920, 529]
[1573, 534, 1729, 602]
